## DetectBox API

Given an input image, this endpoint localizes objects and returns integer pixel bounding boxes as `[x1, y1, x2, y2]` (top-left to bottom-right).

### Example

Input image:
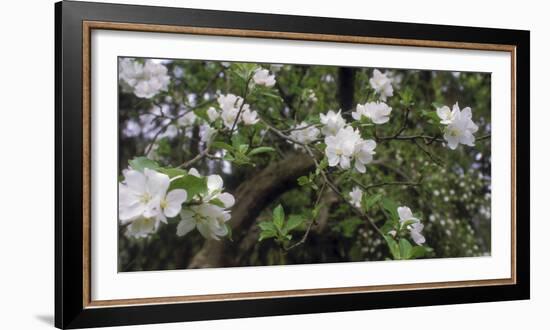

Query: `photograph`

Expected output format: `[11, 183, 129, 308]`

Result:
[117, 57, 492, 272]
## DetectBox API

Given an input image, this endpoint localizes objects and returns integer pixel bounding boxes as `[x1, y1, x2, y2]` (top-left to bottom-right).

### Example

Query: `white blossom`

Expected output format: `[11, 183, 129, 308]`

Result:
[220, 106, 240, 129]
[241, 107, 259, 125]
[119, 58, 170, 99]
[218, 93, 243, 111]
[177, 111, 196, 127]
[119, 168, 188, 227]
[320, 110, 346, 136]
[173, 66, 184, 79]
[187, 168, 235, 208]
[436, 105, 455, 125]
[352, 139, 377, 173]
[217, 93, 257, 129]
[369, 69, 393, 101]
[125, 217, 159, 238]
[199, 124, 217, 146]
[439, 103, 479, 150]
[397, 206, 425, 245]
[177, 203, 231, 240]
[253, 68, 276, 87]
[289, 122, 320, 148]
[325, 126, 360, 169]
[349, 187, 363, 208]
[410, 223, 426, 245]
[325, 126, 377, 172]
[352, 102, 392, 124]
[177, 169, 234, 240]
[398, 206, 420, 224]
[206, 106, 219, 122]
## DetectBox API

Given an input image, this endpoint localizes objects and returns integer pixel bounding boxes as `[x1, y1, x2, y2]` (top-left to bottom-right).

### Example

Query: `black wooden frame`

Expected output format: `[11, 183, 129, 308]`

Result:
[55, 1, 530, 328]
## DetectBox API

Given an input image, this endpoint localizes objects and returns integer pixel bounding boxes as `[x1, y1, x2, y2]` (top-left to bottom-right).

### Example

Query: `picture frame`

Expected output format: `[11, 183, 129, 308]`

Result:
[55, 0, 530, 328]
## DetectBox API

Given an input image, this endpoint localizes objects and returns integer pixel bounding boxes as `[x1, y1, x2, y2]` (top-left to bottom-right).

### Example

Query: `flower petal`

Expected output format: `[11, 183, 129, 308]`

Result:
[397, 206, 413, 221]
[188, 168, 201, 177]
[197, 222, 217, 240]
[339, 156, 351, 169]
[124, 169, 146, 193]
[163, 189, 188, 217]
[354, 161, 366, 173]
[207, 174, 224, 192]
[176, 218, 196, 237]
[218, 192, 235, 208]
[144, 168, 170, 197]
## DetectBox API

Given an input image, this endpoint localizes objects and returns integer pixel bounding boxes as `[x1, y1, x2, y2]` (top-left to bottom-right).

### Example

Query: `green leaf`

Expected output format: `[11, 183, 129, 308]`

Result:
[318, 157, 328, 170]
[362, 193, 382, 212]
[258, 221, 276, 231]
[211, 141, 234, 151]
[225, 224, 233, 242]
[157, 167, 187, 178]
[272, 204, 285, 230]
[285, 215, 305, 233]
[380, 219, 396, 235]
[129, 157, 159, 172]
[237, 144, 250, 154]
[259, 229, 277, 242]
[193, 107, 210, 122]
[248, 146, 275, 156]
[384, 235, 401, 260]
[400, 219, 420, 230]
[399, 238, 413, 260]
[208, 198, 226, 208]
[421, 109, 441, 123]
[410, 246, 428, 259]
[169, 175, 208, 200]
[431, 102, 445, 109]
[311, 204, 323, 219]
[381, 197, 399, 221]
[399, 87, 415, 106]
[224, 154, 235, 162]
[297, 176, 310, 186]
[231, 133, 247, 148]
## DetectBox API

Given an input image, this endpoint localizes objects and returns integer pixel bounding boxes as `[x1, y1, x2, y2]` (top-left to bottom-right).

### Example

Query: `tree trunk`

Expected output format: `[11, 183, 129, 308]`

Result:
[338, 67, 356, 111]
[188, 153, 315, 268]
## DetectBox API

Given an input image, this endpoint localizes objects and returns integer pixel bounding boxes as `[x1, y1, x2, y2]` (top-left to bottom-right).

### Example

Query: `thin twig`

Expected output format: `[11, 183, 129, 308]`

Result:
[351, 178, 422, 191]
[284, 183, 326, 251]
[229, 76, 253, 136]
[413, 139, 444, 167]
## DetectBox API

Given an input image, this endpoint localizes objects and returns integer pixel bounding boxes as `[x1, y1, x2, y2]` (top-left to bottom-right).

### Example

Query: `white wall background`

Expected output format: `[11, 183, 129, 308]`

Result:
[0, 0, 544, 329]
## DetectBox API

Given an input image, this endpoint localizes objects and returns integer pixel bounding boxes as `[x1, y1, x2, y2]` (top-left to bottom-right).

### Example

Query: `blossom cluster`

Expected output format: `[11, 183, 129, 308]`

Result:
[177, 168, 235, 240]
[348, 186, 425, 246]
[289, 122, 320, 149]
[119, 58, 170, 99]
[320, 110, 377, 173]
[118, 166, 235, 240]
[352, 102, 392, 124]
[207, 93, 259, 129]
[437, 103, 479, 149]
[369, 69, 394, 101]
[119, 168, 187, 238]
[396, 206, 426, 245]
[252, 68, 276, 87]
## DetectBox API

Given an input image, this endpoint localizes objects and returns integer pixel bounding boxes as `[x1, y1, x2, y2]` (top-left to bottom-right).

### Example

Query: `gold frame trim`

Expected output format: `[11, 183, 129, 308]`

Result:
[82, 20, 517, 308]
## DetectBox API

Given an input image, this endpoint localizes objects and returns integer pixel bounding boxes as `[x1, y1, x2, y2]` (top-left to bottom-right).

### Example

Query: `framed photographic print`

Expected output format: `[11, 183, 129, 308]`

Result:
[55, 1, 530, 328]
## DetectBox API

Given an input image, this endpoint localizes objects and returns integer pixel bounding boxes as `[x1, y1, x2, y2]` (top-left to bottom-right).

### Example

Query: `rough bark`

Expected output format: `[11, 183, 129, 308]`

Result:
[188, 153, 315, 268]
